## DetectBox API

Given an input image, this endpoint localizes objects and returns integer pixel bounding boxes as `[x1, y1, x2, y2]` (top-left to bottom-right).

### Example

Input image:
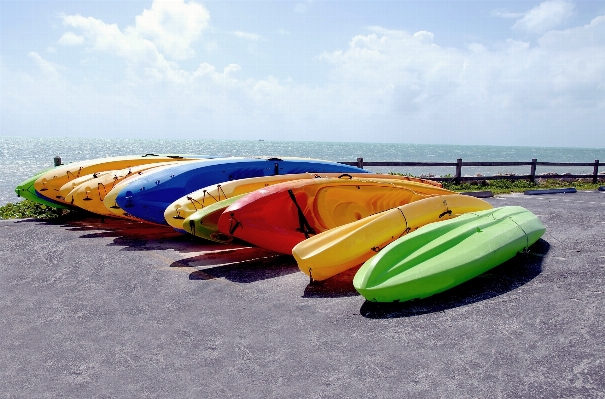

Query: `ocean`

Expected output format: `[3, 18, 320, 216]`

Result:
[1, 136, 603, 206]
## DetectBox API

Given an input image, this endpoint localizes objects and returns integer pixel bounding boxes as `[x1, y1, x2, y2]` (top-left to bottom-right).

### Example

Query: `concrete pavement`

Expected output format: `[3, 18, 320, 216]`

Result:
[1, 190, 604, 398]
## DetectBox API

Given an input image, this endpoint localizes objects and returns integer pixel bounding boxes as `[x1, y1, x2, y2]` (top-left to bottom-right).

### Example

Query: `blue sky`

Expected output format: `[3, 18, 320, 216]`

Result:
[1, 0, 604, 147]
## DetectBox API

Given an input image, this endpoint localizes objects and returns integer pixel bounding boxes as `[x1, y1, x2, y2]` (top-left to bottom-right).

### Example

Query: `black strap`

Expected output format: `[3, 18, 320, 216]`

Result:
[172, 207, 185, 220]
[228, 213, 242, 235]
[510, 217, 530, 253]
[373, 207, 411, 252]
[97, 182, 108, 201]
[439, 210, 452, 218]
[216, 185, 228, 201]
[187, 196, 205, 211]
[438, 196, 452, 218]
[287, 189, 316, 238]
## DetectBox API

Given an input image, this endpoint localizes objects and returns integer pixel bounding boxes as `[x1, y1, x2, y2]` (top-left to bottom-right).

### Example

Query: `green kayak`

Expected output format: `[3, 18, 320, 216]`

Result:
[182, 194, 247, 243]
[353, 206, 546, 303]
[15, 168, 69, 209]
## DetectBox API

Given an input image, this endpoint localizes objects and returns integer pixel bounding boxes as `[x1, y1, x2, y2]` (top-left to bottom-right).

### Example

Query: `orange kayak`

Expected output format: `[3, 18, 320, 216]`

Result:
[216, 177, 455, 254]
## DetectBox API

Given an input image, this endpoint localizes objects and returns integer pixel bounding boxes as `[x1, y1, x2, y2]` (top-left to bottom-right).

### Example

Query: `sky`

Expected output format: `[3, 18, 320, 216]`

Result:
[1, 0, 604, 147]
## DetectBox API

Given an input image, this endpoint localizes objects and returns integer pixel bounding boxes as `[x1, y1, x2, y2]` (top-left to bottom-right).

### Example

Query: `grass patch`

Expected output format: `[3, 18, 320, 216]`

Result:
[389, 172, 604, 195]
[444, 179, 603, 194]
[0, 200, 74, 220]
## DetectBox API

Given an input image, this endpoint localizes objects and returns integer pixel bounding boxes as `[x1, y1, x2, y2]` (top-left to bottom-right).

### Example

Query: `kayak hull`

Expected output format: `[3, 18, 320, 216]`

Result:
[33, 154, 205, 205]
[164, 172, 440, 230]
[218, 178, 455, 254]
[182, 195, 245, 243]
[293, 194, 494, 281]
[353, 206, 546, 303]
[115, 158, 369, 225]
[69, 162, 184, 216]
[15, 168, 69, 209]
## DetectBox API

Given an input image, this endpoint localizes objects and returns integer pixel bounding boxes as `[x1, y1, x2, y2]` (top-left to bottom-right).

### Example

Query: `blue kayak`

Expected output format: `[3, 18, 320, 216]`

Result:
[114, 157, 368, 225]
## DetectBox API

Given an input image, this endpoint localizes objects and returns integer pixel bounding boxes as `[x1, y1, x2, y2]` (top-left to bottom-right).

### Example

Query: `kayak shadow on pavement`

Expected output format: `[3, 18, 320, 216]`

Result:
[184, 253, 300, 283]
[17, 215, 301, 282]
[360, 239, 550, 319]
[302, 266, 362, 298]
[21, 215, 239, 254]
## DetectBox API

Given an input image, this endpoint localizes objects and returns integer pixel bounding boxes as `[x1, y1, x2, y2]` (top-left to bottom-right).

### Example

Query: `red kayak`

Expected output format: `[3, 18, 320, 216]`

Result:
[216, 177, 455, 254]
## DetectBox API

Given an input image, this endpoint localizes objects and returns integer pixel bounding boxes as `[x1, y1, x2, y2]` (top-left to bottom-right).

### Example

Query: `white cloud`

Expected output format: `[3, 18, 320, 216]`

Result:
[4, 3, 605, 146]
[232, 31, 261, 41]
[224, 64, 241, 75]
[63, 15, 182, 81]
[512, 0, 575, 34]
[134, 0, 209, 60]
[28, 52, 61, 77]
[310, 21, 605, 145]
[60, 12, 189, 82]
[60, 0, 209, 71]
[58, 31, 84, 46]
[366, 26, 409, 38]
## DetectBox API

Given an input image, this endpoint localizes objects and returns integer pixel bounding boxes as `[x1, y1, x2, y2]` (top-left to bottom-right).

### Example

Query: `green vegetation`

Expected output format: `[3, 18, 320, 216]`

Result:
[389, 172, 604, 195]
[0, 200, 74, 220]
[442, 178, 603, 195]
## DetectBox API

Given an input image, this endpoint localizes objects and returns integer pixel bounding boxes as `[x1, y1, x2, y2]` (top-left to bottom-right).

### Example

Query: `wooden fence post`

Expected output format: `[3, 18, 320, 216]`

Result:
[455, 158, 462, 184]
[530, 159, 537, 183]
[594, 160, 600, 184]
[357, 157, 364, 169]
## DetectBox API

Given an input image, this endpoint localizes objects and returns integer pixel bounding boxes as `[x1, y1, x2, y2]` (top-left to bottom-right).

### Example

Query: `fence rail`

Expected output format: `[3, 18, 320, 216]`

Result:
[338, 158, 602, 184]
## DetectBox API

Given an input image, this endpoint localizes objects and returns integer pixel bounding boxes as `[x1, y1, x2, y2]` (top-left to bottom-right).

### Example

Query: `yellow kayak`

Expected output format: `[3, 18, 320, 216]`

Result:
[33, 154, 206, 205]
[59, 171, 113, 204]
[164, 173, 442, 230]
[67, 162, 184, 216]
[292, 194, 494, 281]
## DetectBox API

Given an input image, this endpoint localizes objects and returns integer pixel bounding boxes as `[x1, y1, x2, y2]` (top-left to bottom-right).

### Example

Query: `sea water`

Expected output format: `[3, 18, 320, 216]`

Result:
[1, 136, 603, 206]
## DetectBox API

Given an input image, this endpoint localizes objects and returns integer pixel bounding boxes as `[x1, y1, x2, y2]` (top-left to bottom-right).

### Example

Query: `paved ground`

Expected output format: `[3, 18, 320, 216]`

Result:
[1, 191, 604, 398]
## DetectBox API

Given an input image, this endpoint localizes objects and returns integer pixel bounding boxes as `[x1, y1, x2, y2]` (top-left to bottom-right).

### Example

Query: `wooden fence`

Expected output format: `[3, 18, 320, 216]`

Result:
[339, 158, 602, 184]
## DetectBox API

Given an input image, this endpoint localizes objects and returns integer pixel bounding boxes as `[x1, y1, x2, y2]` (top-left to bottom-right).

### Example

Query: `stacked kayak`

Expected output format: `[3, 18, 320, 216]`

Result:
[68, 162, 184, 216]
[15, 167, 69, 209]
[60, 170, 114, 204]
[164, 172, 441, 231]
[113, 157, 369, 225]
[183, 194, 248, 243]
[16, 153, 547, 306]
[292, 194, 494, 281]
[353, 206, 545, 302]
[101, 161, 218, 221]
[215, 177, 456, 254]
[32, 154, 210, 206]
